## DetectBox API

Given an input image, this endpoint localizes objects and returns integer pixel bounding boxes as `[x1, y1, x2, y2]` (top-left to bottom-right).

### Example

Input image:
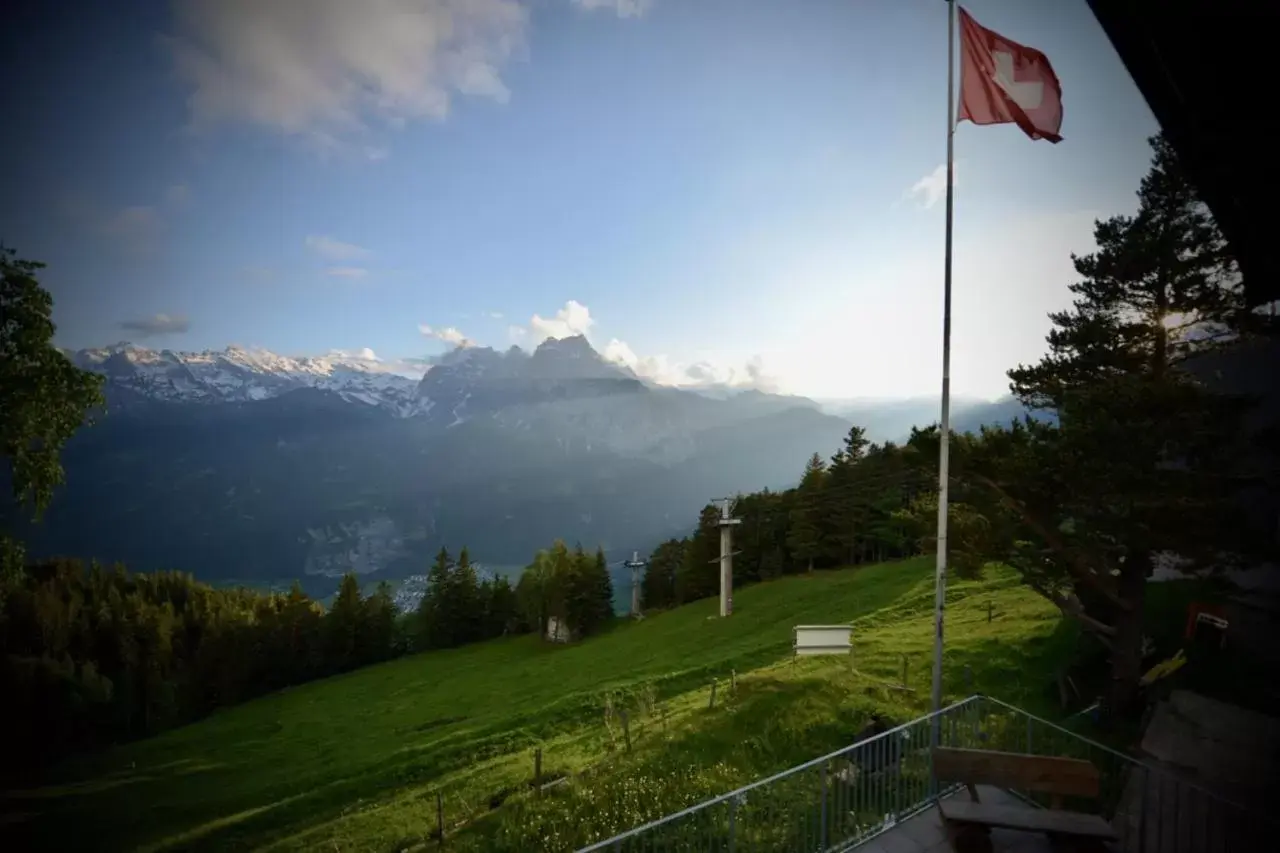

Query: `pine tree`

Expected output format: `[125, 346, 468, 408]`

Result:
[641, 539, 683, 610]
[984, 133, 1259, 719]
[787, 453, 827, 571]
[419, 547, 453, 649]
[825, 426, 870, 565]
[325, 573, 363, 671]
[675, 505, 722, 603]
[593, 547, 614, 626]
[452, 547, 481, 645]
[486, 575, 518, 637]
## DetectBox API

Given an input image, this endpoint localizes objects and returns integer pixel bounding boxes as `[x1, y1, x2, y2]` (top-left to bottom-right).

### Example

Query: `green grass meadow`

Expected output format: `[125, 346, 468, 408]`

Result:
[9, 559, 1081, 852]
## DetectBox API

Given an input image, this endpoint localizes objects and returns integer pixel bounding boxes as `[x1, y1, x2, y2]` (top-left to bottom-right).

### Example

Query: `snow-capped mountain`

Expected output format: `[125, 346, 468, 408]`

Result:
[67, 342, 425, 415]
[20, 336, 857, 583]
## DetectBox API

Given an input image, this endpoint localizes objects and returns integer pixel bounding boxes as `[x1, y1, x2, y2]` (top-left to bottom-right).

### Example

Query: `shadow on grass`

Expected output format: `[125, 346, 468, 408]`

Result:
[942, 616, 1081, 715]
[452, 673, 917, 852]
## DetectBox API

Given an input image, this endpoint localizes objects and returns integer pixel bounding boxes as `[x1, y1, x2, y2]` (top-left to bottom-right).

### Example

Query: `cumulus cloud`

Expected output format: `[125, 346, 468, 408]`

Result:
[501, 299, 778, 392]
[571, 0, 654, 17]
[419, 324, 474, 347]
[164, 0, 529, 144]
[118, 313, 191, 338]
[306, 235, 370, 260]
[601, 337, 779, 392]
[327, 347, 380, 361]
[529, 299, 594, 341]
[163, 2, 649, 151]
[905, 163, 956, 209]
[323, 347, 433, 378]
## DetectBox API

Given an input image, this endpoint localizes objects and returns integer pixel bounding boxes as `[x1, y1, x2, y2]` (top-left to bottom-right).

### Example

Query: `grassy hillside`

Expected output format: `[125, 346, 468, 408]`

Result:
[9, 558, 1076, 852]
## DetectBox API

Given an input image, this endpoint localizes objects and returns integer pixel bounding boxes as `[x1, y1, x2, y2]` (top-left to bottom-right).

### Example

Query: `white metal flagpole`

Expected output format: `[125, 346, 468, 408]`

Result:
[931, 0, 958, 727]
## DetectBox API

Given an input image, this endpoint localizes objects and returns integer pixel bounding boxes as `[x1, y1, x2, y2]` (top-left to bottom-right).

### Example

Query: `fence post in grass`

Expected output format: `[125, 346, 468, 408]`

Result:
[435, 791, 444, 845]
[620, 709, 631, 753]
[534, 748, 543, 795]
[964, 664, 973, 692]
[986, 601, 994, 623]
[731, 669, 737, 693]
[901, 655, 909, 689]
[709, 679, 718, 709]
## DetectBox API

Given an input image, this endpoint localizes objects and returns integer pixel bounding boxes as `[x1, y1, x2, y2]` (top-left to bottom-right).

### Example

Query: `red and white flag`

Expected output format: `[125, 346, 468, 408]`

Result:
[958, 7, 1063, 143]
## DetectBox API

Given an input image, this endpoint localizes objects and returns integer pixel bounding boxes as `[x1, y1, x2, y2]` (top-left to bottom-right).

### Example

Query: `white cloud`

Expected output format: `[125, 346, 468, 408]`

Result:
[328, 346, 380, 361]
[164, 0, 529, 144]
[419, 324, 474, 347]
[487, 311, 505, 319]
[306, 235, 370, 260]
[323, 347, 433, 378]
[529, 299, 595, 341]
[503, 299, 778, 392]
[905, 163, 956, 210]
[601, 337, 780, 393]
[119, 313, 191, 338]
[326, 266, 370, 279]
[572, 0, 654, 18]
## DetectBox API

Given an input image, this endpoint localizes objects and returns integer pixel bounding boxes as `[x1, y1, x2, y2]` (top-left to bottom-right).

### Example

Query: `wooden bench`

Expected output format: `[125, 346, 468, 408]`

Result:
[932, 747, 1119, 852]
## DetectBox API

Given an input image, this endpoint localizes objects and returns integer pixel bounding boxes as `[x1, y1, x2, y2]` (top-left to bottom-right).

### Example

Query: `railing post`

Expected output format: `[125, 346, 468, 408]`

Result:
[820, 762, 829, 849]
[728, 797, 737, 853]
[1138, 765, 1149, 853]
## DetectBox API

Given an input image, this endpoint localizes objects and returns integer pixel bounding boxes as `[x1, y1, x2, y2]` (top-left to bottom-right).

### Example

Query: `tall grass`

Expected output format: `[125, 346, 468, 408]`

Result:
[11, 559, 1073, 852]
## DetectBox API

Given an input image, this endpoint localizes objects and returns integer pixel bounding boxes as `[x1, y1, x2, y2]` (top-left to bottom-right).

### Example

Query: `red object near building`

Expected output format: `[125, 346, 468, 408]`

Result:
[1185, 602, 1229, 648]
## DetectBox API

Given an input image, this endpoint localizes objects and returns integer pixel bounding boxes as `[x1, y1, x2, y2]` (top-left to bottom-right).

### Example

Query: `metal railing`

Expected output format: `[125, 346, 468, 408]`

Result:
[576, 695, 1274, 852]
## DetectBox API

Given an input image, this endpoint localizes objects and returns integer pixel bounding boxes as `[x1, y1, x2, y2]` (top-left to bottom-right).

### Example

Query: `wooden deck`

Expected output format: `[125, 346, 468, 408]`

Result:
[852, 785, 1118, 853]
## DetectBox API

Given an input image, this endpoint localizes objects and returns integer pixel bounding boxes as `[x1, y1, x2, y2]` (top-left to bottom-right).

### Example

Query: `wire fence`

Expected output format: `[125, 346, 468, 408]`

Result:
[575, 695, 1274, 853]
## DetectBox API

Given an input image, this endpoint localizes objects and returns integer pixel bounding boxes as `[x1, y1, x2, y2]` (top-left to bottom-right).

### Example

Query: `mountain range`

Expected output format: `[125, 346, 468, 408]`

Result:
[5, 336, 1042, 592]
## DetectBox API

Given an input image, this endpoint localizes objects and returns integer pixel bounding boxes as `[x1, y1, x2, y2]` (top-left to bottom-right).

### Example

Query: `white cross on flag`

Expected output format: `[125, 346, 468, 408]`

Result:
[958, 7, 1063, 143]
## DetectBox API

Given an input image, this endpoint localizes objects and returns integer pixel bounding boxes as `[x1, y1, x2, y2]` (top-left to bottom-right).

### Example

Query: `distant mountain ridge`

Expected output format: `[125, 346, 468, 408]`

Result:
[13, 336, 850, 589]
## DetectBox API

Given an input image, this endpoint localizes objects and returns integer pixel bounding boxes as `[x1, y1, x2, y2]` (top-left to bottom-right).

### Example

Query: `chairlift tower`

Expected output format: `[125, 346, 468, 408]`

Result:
[623, 551, 647, 618]
[711, 497, 742, 617]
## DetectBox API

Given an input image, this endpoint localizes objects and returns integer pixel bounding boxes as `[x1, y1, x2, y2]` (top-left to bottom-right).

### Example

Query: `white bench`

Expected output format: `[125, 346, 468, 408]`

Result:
[793, 624, 853, 659]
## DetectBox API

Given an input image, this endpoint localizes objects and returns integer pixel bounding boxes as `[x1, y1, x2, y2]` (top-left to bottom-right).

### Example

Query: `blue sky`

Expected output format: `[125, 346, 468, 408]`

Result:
[3, 0, 1158, 400]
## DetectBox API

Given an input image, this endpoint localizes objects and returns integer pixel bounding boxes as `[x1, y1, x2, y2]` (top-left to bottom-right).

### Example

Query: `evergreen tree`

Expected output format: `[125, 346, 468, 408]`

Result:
[418, 547, 454, 649]
[825, 426, 870, 565]
[326, 574, 363, 670]
[564, 543, 601, 638]
[452, 547, 481, 645]
[975, 134, 1260, 719]
[787, 453, 827, 571]
[359, 582, 398, 664]
[593, 547, 614, 626]
[485, 575, 518, 637]
[641, 539, 683, 610]
[676, 505, 722, 603]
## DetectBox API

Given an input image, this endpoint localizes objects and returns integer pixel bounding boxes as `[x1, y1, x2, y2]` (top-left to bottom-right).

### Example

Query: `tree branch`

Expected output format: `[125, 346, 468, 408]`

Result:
[969, 472, 1131, 612]
[1024, 578, 1117, 649]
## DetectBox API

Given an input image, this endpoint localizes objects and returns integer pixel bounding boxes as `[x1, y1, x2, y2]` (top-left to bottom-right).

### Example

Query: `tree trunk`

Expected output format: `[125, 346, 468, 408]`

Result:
[1101, 555, 1149, 726]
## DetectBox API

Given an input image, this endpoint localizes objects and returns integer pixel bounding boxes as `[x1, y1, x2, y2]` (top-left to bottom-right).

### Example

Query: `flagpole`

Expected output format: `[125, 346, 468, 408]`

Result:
[931, 0, 957, 731]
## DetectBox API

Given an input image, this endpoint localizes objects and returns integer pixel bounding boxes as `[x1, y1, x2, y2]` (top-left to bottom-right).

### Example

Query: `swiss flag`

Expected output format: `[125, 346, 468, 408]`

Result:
[958, 7, 1063, 143]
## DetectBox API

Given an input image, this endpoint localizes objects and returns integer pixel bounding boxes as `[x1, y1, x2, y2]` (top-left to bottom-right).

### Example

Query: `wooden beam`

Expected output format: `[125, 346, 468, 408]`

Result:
[932, 748, 1101, 799]
[939, 800, 1118, 840]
